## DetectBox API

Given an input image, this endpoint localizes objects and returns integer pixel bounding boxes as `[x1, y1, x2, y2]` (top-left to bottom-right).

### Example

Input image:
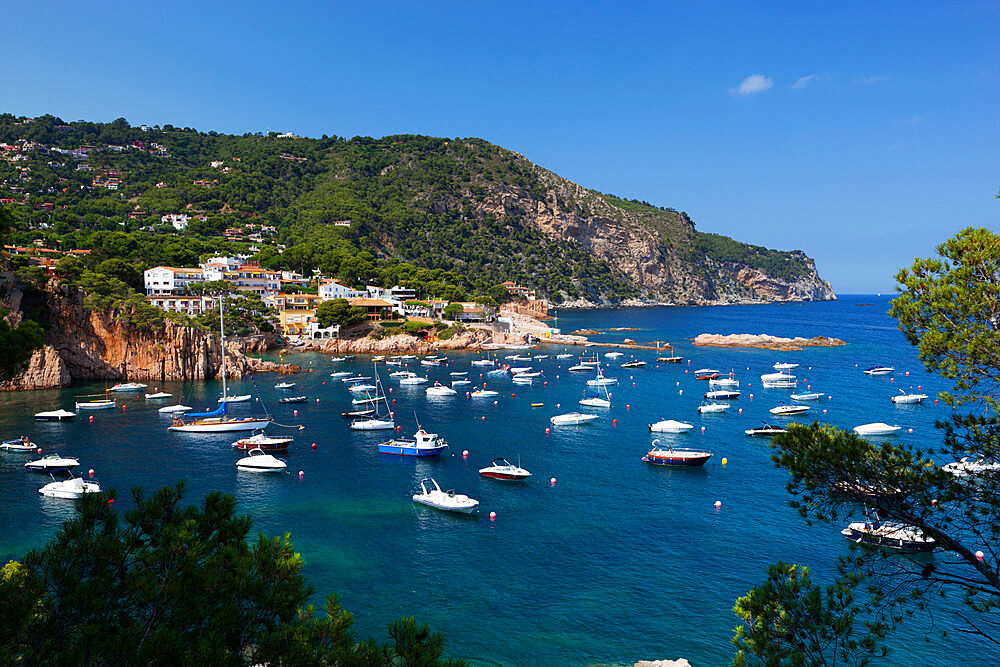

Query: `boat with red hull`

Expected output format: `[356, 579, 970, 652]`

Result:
[479, 457, 531, 480]
[642, 440, 712, 466]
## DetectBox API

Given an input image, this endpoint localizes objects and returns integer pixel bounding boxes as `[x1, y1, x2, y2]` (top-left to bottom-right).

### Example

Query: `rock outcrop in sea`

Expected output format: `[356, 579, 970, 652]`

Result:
[693, 333, 847, 350]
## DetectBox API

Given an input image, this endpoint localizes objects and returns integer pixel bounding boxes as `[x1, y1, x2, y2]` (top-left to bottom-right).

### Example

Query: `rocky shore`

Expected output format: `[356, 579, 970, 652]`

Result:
[692, 333, 847, 351]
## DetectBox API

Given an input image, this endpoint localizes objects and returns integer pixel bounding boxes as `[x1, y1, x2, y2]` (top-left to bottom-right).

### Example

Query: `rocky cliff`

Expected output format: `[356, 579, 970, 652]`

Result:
[1, 283, 295, 391]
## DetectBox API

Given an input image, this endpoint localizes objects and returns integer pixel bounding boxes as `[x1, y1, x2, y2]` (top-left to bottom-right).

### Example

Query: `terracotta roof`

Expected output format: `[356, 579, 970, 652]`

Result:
[347, 298, 393, 307]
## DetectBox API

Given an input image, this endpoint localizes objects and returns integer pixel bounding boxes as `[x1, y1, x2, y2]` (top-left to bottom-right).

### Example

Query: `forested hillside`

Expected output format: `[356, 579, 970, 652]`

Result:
[0, 114, 834, 305]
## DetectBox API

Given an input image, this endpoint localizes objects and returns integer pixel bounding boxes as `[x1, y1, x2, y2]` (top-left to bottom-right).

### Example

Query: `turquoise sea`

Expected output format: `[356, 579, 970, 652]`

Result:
[0, 294, 994, 666]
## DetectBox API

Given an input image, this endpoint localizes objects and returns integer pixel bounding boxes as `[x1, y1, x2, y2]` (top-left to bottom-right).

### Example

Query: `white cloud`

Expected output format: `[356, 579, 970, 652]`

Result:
[851, 75, 888, 86]
[730, 74, 773, 96]
[792, 74, 819, 89]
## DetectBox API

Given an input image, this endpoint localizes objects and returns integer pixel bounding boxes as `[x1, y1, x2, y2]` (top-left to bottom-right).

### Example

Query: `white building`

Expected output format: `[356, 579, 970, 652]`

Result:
[144, 266, 205, 295]
[161, 213, 190, 230]
[319, 280, 363, 300]
[148, 295, 216, 316]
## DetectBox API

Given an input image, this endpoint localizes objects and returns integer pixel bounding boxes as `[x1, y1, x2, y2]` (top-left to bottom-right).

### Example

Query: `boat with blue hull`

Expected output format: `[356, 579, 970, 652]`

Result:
[377, 428, 448, 457]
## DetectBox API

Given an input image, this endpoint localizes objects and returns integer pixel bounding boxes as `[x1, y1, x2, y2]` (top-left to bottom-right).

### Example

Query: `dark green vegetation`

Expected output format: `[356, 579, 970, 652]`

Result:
[0, 483, 463, 666]
[316, 298, 367, 329]
[732, 226, 1000, 664]
[0, 114, 821, 304]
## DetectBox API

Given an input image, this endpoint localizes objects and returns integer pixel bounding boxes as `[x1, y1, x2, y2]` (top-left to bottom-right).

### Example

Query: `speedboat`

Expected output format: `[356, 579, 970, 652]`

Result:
[709, 375, 739, 389]
[853, 422, 902, 436]
[790, 392, 825, 401]
[512, 376, 534, 386]
[642, 440, 712, 466]
[38, 470, 100, 498]
[697, 402, 729, 413]
[942, 457, 1000, 477]
[426, 382, 458, 396]
[620, 360, 646, 368]
[555, 353, 575, 359]
[329, 357, 348, 362]
[236, 448, 287, 473]
[479, 457, 531, 480]
[330, 371, 352, 378]
[892, 391, 929, 404]
[705, 389, 741, 400]
[471, 388, 499, 398]
[568, 364, 592, 372]
[451, 379, 472, 387]
[694, 368, 718, 376]
[25, 454, 80, 471]
[75, 398, 116, 410]
[109, 382, 147, 392]
[34, 409, 76, 421]
[695, 370, 720, 380]
[232, 433, 293, 451]
[864, 366, 895, 376]
[378, 428, 448, 456]
[348, 383, 378, 392]
[158, 404, 192, 414]
[532, 355, 548, 360]
[579, 396, 611, 408]
[342, 375, 371, 384]
[509, 366, 532, 374]
[390, 370, 416, 378]
[745, 423, 788, 437]
[1, 437, 38, 452]
[769, 404, 810, 416]
[550, 412, 599, 426]
[450, 371, 468, 377]
[144, 392, 172, 400]
[278, 395, 307, 404]
[350, 416, 395, 430]
[217, 394, 252, 403]
[841, 515, 936, 551]
[412, 478, 479, 513]
[773, 362, 799, 370]
[471, 359, 495, 367]
[605, 351, 624, 359]
[649, 419, 694, 433]
[399, 376, 429, 385]
[274, 381, 296, 389]
[761, 372, 796, 382]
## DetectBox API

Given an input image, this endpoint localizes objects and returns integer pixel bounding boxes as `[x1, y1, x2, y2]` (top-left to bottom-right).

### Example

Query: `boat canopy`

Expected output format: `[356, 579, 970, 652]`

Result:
[187, 403, 227, 418]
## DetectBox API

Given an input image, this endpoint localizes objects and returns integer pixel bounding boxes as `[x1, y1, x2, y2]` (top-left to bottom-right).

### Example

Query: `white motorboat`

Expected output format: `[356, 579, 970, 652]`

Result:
[773, 362, 799, 370]
[621, 360, 646, 368]
[705, 389, 741, 400]
[762, 378, 798, 389]
[579, 396, 610, 408]
[386, 360, 402, 366]
[390, 370, 416, 378]
[697, 402, 729, 413]
[25, 454, 80, 471]
[217, 394, 252, 403]
[329, 356, 347, 362]
[568, 364, 591, 372]
[642, 440, 713, 466]
[471, 359, 495, 367]
[351, 393, 386, 405]
[586, 376, 618, 387]
[694, 368, 719, 376]
[605, 351, 624, 358]
[761, 372, 796, 382]
[509, 366, 532, 374]
[555, 353, 575, 359]
[109, 382, 147, 392]
[790, 392, 825, 401]
[351, 417, 395, 430]
[769, 404, 810, 416]
[274, 381, 296, 389]
[841, 514, 936, 551]
[892, 391, 929, 404]
[231, 433, 292, 451]
[38, 470, 100, 498]
[512, 376, 534, 386]
[853, 422, 902, 436]
[75, 396, 116, 410]
[709, 375, 739, 389]
[942, 457, 1000, 477]
[158, 404, 192, 414]
[348, 383, 378, 392]
[480, 457, 531, 480]
[399, 376, 429, 385]
[34, 409, 76, 421]
[342, 375, 371, 384]
[330, 371, 352, 378]
[451, 379, 472, 387]
[412, 478, 479, 513]
[450, 371, 468, 377]
[426, 382, 458, 396]
[1, 437, 38, 452]
[864, 366, 895, 376]
[144, 392, 172, 400]
[236, 448, 287, 473]
[471, 388, 499, 398]
[745, 423, 788, 436]
[550, 412, 599, 426]
[649, 419, 694, 433]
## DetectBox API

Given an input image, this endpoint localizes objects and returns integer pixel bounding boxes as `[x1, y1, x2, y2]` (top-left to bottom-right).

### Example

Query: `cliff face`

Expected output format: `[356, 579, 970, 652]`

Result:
[1, 283, 295, 391]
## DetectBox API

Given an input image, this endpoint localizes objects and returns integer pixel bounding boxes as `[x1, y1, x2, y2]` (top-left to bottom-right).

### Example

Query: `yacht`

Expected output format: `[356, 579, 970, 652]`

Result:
[25, 454, 80, 472]
[864, 366, 895, 376]
[853, 422, 902, 436]
[236, 448, 287, 473]
[479, 457, 531, 480]
[697, 402, 729, 413]
[841, 514, 936, 551]
[642, 440, 712, 466]
[412, 478, 479, 513]
[549, 412, 599, 426]
[769, 403, 810, 416]
[232, 433, 293, 452]
[745, 423, 788, 437]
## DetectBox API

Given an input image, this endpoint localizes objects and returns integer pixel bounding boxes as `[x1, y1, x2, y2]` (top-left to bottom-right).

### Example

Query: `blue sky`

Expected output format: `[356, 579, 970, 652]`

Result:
[5, 1, 998, 292]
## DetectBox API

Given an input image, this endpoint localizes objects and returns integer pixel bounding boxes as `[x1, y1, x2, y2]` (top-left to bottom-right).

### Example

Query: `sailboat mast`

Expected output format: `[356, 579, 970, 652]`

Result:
[219, 295, 227, 398]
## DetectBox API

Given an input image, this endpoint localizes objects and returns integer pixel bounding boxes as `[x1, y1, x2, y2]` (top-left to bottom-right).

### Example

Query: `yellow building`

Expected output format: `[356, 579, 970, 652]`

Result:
[270, 294, 323, 335]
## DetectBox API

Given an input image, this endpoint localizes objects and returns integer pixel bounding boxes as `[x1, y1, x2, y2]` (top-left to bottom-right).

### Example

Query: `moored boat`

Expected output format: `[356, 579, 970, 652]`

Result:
[745, 422, 788, 437]
[109, 382, 147, 392]
[853, 422, 902, 436]
[1, 437, 38, 452]
[642, 440, 712, 466]
[144, 392, 172, 400]
[550, 412, 599, 426]
[864, 365, 895, 376]
[34, 409, 76, 421]
[705, 389, 741, 400]
[840, 513, 935, 551]
[278, 395, 307, 404]
[479, 457, 531, 480]
[412, 478, 479, 513]
[649, 419, 694, 433]
[892, 391, 929, 404]
[232, 433, 293, 452]
[697, 402, 729, 413]
[790, 392, 825, 401]
[38, 470, 100, 498]
[621, 360, 646, 368]
[25, 454, 80, 471]
[769, 403, 810, 416]
[236, 448, 287, 473]
[378, 427, 448, 456]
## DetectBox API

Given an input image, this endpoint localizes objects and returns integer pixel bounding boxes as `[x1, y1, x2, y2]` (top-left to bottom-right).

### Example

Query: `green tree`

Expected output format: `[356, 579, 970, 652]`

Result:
[443, 302, 464, 320]
[0, 314, 44, 380]
[738, 226, 1000, 658]
[732, 562, 885, 666]
[316, 298, 367, 328]
[0, 484, 463, 666]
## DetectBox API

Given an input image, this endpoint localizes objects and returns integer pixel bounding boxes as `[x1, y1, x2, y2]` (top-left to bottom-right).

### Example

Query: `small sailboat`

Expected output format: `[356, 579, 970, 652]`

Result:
[580, 376, 612, 408]
[351, 365, 395, 430]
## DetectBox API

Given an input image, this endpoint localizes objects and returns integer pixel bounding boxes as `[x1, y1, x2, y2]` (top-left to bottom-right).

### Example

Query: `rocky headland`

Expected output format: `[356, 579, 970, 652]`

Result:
[692, 333, 847, 351]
